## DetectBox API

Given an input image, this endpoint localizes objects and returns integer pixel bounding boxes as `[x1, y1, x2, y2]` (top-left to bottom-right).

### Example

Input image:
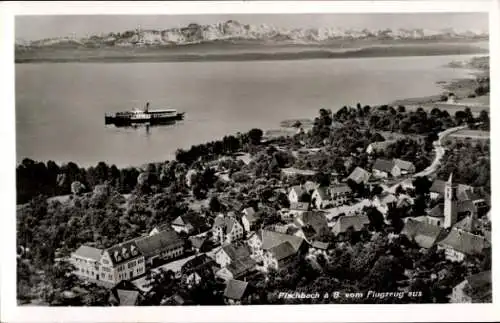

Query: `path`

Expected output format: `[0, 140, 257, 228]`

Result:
[388, 125, 468, 192]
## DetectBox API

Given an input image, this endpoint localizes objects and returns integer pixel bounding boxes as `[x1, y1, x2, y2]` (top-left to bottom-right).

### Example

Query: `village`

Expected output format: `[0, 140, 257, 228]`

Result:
[60, 100, 491, 306]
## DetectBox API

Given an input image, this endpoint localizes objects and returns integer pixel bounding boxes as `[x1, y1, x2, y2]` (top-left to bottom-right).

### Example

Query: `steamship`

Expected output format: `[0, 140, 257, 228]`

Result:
[105, 102, 185, 126]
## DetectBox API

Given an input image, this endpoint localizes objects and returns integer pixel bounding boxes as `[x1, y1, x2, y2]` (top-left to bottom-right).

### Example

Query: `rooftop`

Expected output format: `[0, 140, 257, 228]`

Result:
[367, 140, 397, 152]
[348, 167, 371, 184]
[373, 158, 395, 173]
[221, 243, 251, 261]
[72, 245, 103, 262]
[182, 254, 215, 274]
[331, 215, 370, 234]
[313, 186, 329, 201]
[224, 279, 249, 300]
[134, 229, 184, 258]
[438, 229, 489, 256]
[268, 241, 296, 261]
[105, 240, 142, 266]
[290, 185, 306, 197]
[213, 214, 241, 234]
[226, 258, 257, 278]
[393, 158, 415, 171]
[259, 229, 304, 252]
[401, 218, 447, 249]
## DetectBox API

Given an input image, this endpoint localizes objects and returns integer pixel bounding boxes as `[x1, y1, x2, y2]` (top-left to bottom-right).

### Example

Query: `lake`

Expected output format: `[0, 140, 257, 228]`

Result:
[16, 54, 479, 168]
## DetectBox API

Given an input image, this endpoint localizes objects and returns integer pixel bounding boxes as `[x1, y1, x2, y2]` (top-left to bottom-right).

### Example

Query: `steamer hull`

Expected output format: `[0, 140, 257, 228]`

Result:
[105, 112, 185, 126]
[105, 103, 185, 126]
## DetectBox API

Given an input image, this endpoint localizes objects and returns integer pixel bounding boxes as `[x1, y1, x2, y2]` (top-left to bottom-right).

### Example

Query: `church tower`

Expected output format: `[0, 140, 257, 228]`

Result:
[444, 173, 458, 228]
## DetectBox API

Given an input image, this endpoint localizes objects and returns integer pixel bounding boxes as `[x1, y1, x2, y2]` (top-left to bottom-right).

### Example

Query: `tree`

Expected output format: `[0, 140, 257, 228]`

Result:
[209, 196, 222, 213]
[364, 255, 405, 291]
[478, 110, 489, 129]
[364, 206, 385, 231]
[314, 172, 330, 187]
[299, 191, 311, 203]
[413, 176, 432, 196]
[144, 268, 178, 305]
[370, 185, 383, 197]
[248, 128, 264, 145]
[71, 181, 85, 195]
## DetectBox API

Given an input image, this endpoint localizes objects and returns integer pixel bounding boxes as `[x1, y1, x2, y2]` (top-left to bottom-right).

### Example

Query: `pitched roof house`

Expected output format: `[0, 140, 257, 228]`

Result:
[100, 240, 145, 284]
[134, 229, 185, 265]
[260, 229, 305, 252]
[224, 279, 250, 304]
[170, 213, 208, 234]
[347, 167, 371, 184]
[247, 229, 305, 270]
[215, 243, 252, 268]
[450, 271, 492, 303]
[264, 240, 299, 271]
[303, 181, 319, 193]
[288, 185, 306, 204]
[294, 211, 329, 240]
[181, 254, 216, 276]
[331, 215, 370, 236]
[401, 218, 447, 249]
[372, 158, 400, 178]
[393, 159, 416, 174]
[365, 140, 396, 154]
[72, 245, 103, 261]
[437, 229, 490, 262]
[70, 245, 103, 281]
[188, 235, 211, 252]
[242, 207, 261, 232]
[216, 257, 257, 281]
[108, 280, 144, 306]
[105, 241, 143, 267]
[311, 186, 331, 209]
[213, 214, 244, 245]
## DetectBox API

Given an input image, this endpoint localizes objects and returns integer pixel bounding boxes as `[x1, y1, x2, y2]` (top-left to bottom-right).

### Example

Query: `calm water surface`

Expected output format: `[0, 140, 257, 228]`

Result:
[16, 55, 477, 168]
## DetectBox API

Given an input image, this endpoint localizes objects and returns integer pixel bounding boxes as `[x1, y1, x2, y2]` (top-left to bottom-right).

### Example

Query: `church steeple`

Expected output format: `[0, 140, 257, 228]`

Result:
[444, 172, 458, 228]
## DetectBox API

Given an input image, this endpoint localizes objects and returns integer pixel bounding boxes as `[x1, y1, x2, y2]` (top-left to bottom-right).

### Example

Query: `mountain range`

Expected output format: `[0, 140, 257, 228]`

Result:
[16, 20, 489, 49]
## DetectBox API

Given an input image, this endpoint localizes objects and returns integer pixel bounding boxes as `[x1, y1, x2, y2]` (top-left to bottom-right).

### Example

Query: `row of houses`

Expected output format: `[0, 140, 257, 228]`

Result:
[288, 182, 353, 210]
[71, 228, 185, 284]
[371, 158, 416, 179]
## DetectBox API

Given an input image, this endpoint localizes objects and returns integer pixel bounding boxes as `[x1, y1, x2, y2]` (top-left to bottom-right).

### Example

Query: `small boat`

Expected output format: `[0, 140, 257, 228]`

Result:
[105, 102, 185, 126]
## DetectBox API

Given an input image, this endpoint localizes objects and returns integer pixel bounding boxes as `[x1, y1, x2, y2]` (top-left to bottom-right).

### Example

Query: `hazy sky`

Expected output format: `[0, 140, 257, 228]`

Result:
[16, 13, 488, 40]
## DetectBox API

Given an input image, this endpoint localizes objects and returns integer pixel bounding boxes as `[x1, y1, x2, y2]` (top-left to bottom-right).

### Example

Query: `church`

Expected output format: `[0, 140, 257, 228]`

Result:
[401, 173, 491, 260]
[416, 173, 489, 232]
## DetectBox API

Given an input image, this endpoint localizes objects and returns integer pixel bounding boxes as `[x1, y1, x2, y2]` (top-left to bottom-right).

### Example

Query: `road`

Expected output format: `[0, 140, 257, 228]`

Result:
[388, 125, 468, 192]
[413, 125, 468, 178]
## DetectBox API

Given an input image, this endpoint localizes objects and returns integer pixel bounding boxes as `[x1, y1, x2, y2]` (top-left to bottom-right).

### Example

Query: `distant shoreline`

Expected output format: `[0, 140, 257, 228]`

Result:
[15, 43, 488, 63]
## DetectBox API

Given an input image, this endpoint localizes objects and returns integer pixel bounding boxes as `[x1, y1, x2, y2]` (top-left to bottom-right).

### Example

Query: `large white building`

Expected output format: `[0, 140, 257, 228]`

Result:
[71, 245, 103, 281]
[99, 240, 146, 284]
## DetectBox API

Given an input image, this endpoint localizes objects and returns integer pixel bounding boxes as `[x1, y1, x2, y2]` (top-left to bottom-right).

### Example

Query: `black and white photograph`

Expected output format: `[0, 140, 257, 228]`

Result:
[1, 1, 499, 322]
